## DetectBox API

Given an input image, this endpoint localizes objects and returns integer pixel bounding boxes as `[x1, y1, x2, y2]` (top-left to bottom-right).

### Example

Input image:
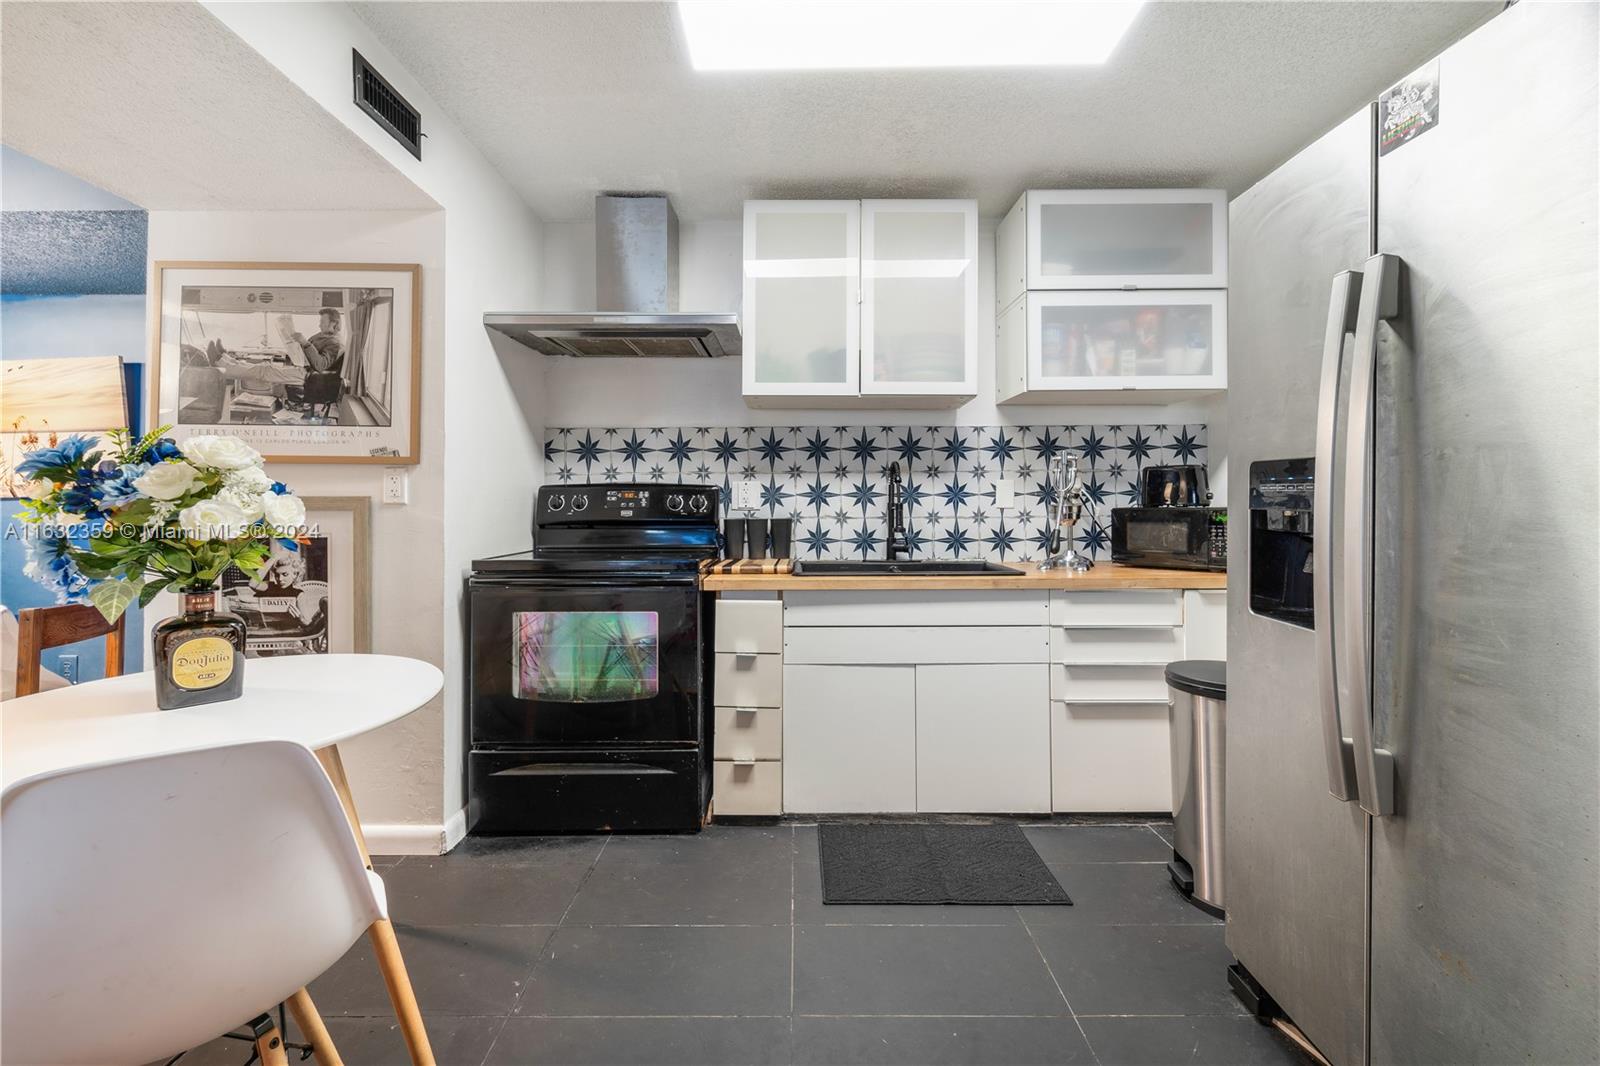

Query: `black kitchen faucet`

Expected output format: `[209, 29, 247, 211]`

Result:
[885, 461, 911, 561]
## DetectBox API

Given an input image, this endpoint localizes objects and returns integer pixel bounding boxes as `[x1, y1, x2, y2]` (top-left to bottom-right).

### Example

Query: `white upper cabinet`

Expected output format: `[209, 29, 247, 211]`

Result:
[860, 200, 979, 399]
[997, 290, 1227, 403]
[744, 199, 977, 408]
[997, 190, 1227, 308]
[995, 189, 1228, 404]
[743, 200, 860, 398]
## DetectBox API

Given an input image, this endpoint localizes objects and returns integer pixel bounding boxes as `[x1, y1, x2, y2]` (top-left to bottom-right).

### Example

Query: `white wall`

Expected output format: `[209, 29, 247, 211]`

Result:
[146, 209, 451, 837]
[539, 218, 1228, 497]
[1, 144, 138, 210]
[200, 2, 547, 848]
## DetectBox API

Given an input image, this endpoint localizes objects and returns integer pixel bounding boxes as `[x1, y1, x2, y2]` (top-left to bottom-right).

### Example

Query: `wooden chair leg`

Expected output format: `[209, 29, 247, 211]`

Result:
[315, 743, 433, 1066]
[254, 1019, 291, 1066]
[369, 918, 436, 1066]
[315, 745, 372, 869]
[286, 988, 344, 1066]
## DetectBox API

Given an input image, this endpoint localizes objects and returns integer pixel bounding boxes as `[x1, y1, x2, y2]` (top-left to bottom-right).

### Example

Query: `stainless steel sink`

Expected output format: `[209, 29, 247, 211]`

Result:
[791, 559, 1023, 576]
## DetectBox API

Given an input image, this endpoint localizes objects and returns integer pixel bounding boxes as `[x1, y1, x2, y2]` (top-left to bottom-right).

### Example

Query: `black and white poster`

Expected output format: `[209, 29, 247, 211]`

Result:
[221, 537, 332, 657]
[154, 264, 420, 463]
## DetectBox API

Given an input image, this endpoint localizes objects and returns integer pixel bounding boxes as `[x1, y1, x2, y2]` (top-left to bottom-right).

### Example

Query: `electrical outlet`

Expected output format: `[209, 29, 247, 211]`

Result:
[994, 478, 1017, 509]
[382, 468, 409, 505]
[58, 654, 79, 685]
[732, 479, 762, 512]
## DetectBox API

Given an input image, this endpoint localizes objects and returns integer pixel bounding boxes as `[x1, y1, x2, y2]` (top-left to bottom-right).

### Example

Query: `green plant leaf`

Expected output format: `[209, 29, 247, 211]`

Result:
[139, 577, 171, 608]
[87, 578, 142, 624]
[157, 546, 194, 573]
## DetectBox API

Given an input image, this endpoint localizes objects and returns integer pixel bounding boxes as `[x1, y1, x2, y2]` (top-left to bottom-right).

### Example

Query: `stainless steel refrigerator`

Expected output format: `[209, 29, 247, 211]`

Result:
[1225, 3, 1598, 1064]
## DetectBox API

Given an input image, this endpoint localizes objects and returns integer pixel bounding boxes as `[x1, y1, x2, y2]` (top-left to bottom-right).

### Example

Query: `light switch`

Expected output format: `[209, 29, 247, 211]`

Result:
[994, 478, 1016, 509]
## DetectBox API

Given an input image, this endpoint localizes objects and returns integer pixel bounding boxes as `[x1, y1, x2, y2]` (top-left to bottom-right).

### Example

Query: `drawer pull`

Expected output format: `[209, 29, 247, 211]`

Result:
[734, 705, 759, 715]
[732, 757, 758, 767]
[733, 647, 760, 658]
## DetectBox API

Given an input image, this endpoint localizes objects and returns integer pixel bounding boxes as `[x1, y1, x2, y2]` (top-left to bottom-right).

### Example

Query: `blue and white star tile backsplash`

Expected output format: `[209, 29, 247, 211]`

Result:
[544, 424, 1207, 562]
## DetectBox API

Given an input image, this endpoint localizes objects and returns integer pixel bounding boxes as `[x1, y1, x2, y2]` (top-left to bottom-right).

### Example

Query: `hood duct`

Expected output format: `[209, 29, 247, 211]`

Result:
[484, 193, 741, 358]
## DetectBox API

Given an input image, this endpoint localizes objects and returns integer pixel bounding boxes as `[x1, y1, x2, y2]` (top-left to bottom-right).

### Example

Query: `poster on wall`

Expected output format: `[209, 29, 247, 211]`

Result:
[152, 262, 421, 463]
[0, 356, 129, 497]
[218, 495, 371, 657]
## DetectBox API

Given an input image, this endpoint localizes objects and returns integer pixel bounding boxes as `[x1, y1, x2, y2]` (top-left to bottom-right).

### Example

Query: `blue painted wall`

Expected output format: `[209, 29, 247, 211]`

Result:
[2, 148, 148, 678]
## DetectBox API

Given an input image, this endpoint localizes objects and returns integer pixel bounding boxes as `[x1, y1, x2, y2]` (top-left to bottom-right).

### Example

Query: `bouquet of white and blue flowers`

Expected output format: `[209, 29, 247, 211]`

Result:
[14, 427, 307, 622]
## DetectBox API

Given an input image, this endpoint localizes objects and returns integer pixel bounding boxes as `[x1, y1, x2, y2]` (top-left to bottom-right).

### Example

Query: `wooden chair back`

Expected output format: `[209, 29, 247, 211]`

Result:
[14, 604, 124, 697]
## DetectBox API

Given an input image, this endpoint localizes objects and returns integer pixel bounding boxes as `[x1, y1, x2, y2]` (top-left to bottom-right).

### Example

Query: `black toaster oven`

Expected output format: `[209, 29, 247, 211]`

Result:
[1110, 506, 1227, 572]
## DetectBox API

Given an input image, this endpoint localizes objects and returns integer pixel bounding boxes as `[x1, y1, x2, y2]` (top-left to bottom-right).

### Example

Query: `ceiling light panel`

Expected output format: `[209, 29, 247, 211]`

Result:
[677, 0, 1145, 72]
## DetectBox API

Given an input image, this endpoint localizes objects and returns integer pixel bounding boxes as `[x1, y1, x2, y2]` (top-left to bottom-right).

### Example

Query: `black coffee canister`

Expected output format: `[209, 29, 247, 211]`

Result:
[722, 518, 747, 560]
[769, 518, 793, 559]
[745, 518, 770, 560]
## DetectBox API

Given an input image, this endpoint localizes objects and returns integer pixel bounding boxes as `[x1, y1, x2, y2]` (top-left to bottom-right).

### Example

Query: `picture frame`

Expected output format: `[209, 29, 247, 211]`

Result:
[217, 495, 372, 658]
[0, 356, 131, 498]
[150, 261, 421, 464]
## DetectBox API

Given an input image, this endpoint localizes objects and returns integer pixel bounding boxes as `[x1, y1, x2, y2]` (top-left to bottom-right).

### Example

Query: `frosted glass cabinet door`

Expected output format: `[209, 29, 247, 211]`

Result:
[1029, 290, 1226, 391]
[742, 200, 860, 396]
[1027, 190, 1227, 289]
[861, 199, 978, 397]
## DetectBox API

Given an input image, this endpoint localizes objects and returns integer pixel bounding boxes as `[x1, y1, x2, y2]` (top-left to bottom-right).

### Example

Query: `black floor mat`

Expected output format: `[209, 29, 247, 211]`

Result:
[818, 823, 1072, 905]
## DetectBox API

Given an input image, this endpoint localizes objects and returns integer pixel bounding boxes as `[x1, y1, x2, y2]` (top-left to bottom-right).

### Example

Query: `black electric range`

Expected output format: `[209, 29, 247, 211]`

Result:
[465, 483, 720, 834]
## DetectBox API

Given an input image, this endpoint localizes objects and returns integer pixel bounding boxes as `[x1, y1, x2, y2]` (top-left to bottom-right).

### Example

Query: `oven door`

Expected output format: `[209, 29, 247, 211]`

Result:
[468, 575, 705, 747]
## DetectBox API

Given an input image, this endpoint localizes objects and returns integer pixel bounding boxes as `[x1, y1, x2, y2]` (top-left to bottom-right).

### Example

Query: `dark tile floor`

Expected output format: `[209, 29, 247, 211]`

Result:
[170, 820, 1310, 1066]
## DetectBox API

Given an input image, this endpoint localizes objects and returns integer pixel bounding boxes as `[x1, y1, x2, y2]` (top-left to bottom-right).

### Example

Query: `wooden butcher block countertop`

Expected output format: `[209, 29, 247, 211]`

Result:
[699, 559, 1226, 592]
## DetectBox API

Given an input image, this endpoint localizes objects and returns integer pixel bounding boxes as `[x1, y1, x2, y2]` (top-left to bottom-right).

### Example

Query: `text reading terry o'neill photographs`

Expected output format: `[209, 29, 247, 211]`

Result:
[152, 262, 421, 463]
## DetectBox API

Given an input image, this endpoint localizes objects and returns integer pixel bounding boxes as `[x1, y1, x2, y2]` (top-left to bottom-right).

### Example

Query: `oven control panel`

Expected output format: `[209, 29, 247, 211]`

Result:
[537, 483, 718, 525]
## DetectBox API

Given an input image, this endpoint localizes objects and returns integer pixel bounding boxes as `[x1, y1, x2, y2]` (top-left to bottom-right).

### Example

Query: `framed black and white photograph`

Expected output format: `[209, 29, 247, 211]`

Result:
[152, 262, 420, 463]
[219, 495, 371, 657]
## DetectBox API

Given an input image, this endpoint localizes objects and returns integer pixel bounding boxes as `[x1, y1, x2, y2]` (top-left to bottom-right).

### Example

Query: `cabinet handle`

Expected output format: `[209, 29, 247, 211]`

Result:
[733, 646, 760, 658]
[734, 706, 759, 715]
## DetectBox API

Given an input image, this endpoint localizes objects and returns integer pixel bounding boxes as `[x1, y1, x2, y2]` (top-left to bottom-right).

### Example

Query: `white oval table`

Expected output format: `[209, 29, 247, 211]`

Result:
[2, 653, 445, 1066]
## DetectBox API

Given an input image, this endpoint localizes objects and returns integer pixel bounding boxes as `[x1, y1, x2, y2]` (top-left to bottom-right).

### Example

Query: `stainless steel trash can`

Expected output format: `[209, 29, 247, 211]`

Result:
[1166, 659, 1227, 917]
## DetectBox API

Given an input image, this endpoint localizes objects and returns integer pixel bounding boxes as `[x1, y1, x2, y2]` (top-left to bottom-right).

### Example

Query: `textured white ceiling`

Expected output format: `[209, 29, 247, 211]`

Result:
[1, 2, 435, 211]
[353, 0, 1498, 220]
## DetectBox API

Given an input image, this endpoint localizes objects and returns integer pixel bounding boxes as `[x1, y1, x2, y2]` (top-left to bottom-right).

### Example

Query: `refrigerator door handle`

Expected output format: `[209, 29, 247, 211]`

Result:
[1341, 252, 1401, 817]
[1314, 269, 1363, 802]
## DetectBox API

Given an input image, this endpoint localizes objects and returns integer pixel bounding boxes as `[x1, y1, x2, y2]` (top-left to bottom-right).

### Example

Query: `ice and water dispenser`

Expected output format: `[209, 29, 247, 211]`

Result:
[1248, 458, 1315, 629]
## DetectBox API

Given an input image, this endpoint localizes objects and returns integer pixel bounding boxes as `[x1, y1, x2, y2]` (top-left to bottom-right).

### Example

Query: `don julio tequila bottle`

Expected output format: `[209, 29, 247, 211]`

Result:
[152, 586, 247, 709]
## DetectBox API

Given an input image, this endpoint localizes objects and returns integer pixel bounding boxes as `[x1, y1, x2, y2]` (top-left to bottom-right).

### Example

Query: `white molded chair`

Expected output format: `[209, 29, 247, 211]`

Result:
[2, 739, 387, 1066]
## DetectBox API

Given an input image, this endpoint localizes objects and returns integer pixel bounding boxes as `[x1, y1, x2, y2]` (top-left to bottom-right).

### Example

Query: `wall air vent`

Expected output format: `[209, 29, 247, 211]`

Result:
[352, 49, 422, 160]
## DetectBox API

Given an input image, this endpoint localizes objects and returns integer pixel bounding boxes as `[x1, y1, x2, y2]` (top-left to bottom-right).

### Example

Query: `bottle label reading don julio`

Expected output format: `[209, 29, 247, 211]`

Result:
[152, 589, 247, 709]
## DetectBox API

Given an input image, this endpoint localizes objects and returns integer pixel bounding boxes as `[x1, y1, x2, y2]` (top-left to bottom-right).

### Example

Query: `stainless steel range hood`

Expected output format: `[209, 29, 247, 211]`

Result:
[484, 194, 740, 358]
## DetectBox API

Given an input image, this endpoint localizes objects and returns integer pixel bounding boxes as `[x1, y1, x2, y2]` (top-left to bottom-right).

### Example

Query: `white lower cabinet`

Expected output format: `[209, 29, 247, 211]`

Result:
[714, 760, 784, 816]
[915, 664, 1050, 813]
[757, 587, 1224, 816]
[1051, 700, 1173, 812]
[783, 664, 917, 813]
[713, 596, 784, 817]
[1047, 589, 1225, 814]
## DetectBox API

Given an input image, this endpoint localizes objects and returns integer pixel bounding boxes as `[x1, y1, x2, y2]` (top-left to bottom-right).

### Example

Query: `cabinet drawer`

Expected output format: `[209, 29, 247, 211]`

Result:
[714, 704, 782, 761]
[1049, 590, 1182, 628]
[1051, 663, 1172, 702]
[785, 626, 1048, 665]
[715, 599, 784, 654]
[714, 652, 783, 708]
[785, 590, 1046, 627]
[1051, 626, 1182, 665]
[1051, 700, 1172, 813]
[714, 760, 783, 816]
